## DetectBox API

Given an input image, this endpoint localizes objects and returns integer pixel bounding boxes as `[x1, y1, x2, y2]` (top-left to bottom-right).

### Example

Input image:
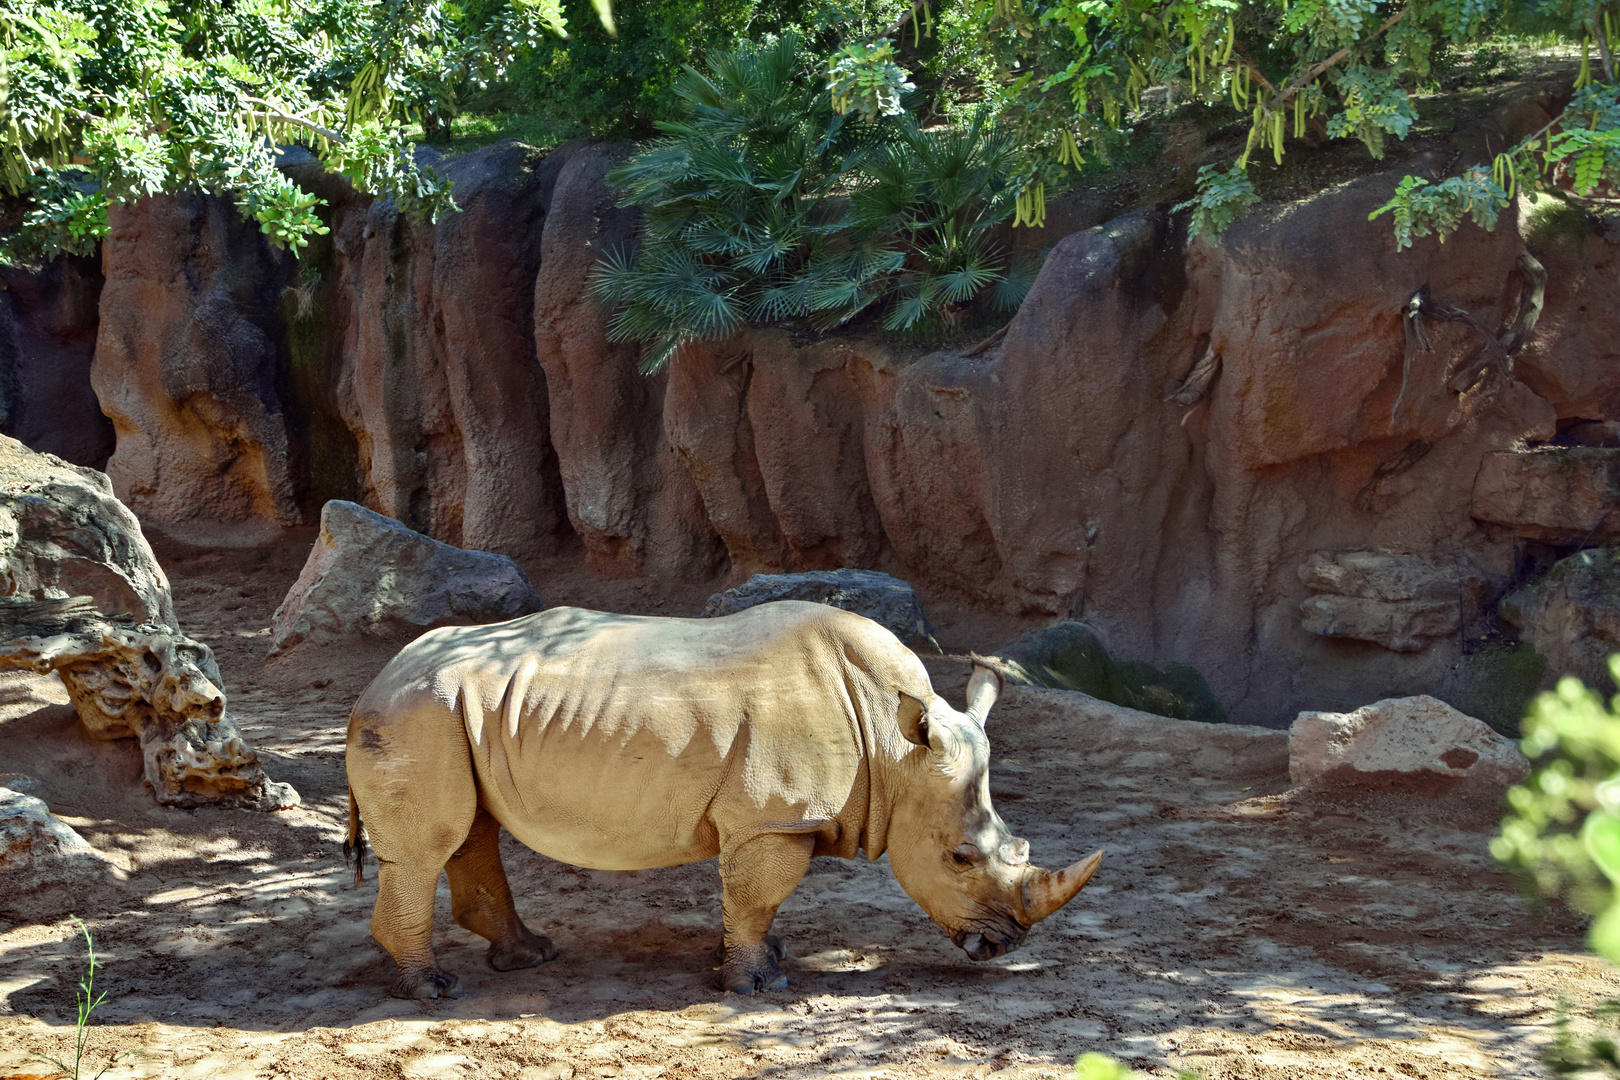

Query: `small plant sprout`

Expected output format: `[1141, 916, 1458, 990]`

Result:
[29, 915, 137, 1080]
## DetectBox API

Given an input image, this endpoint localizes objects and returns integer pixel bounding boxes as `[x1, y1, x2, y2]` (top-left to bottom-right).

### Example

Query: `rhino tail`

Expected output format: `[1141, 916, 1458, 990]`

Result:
[343, 789, 368, 886]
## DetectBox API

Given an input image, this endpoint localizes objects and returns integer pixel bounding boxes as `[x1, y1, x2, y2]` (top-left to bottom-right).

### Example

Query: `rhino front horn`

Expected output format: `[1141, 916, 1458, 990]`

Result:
[1022, 849, 1104, 923]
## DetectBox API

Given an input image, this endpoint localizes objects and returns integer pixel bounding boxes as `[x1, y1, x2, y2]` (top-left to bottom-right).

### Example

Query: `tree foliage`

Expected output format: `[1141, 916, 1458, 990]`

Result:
[0, 0, 573, 263]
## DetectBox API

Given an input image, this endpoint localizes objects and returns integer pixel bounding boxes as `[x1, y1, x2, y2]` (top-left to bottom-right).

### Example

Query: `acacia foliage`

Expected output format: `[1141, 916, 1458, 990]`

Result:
[0, 0, 571, 263]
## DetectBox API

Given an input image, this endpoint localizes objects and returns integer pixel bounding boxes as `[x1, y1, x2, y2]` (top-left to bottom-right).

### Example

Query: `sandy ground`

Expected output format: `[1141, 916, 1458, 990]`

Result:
[0, 532, 1614, 1080]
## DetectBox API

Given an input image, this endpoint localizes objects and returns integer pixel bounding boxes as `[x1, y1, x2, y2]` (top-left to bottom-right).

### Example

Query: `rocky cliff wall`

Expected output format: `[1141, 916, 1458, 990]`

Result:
[17, 139, 1620, 725]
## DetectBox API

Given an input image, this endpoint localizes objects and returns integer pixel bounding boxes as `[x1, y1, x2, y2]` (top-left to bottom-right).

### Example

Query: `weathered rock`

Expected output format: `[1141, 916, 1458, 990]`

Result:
[0, 779, 98, 878]
[0, 596, 298, 810]
[1471, 448, 1620, 544]
[1500, 545, 1620, 692]
[0, 434, 174, 628]
[993, 621, 1225, 723]
[1296, 553, 1487, 653]
[0, 254, 113, 469]
[1289, 695, 1529, 795]
[534, 141, 719, 577]
[703, 569, 935, 647]
[93, 190, 302, 531]
[270, 500, 543, 654]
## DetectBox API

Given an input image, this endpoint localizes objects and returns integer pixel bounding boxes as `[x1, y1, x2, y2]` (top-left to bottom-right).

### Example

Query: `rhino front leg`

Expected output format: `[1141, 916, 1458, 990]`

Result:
[446, 809, 557, 971]
[718, 832, 814, 994]
[373, 861, 463, 999]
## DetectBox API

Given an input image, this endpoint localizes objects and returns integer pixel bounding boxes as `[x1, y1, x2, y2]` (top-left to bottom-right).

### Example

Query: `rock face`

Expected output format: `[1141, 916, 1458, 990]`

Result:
[37, 143, 1620, 728]
[270, 500, 544, 654]
[93, 190, 303, 533]
[0, 434, 175, 627]
[1289, 695, 1530, 796]
[1500, 546, 1620, 692]
[534, 141, 719, 577]
[1471, 448, 1620, 544]
[0, 255, 113, 469]
[703, 569, 935, 647]
[0, 777, 98, 879]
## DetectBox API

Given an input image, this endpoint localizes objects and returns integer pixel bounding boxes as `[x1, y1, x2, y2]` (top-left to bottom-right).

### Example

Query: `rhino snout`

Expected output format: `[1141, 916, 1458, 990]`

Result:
[952, 921, 1026, 961]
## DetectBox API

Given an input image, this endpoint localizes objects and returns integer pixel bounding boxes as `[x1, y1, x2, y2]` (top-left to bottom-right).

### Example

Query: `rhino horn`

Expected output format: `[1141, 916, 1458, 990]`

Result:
[1021, 849, 1104, 923]
[964, 663, 1002, 728]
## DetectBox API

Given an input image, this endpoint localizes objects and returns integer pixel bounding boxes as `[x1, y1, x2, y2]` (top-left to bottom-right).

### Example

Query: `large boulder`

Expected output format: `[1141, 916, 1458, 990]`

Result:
[0, 436, 295, 809]
[270, 500, 544, 655]
[1289, 695, 1529, 796]
[0, 434, 175, 627]
[1500, 546, 1620, 692]
[703, 569, 935, 647]
[1471, 448, 1620, 544]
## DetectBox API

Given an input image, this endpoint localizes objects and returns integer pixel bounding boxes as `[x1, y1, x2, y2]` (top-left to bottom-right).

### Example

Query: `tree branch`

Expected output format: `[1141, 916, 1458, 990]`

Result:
[1262, 8, 1407, 117]
[239, 97, 345, 144]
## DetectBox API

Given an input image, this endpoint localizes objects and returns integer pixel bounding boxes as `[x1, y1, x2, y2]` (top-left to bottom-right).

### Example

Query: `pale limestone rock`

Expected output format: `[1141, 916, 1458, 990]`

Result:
[0, 597, 298, 810]
[1298, 552, 1486, 652]
[270, 500, 543, 655]
[1289, 695, 1529, 795]
[0, 434, 174, 627]
[1471, 447, 1620, 544]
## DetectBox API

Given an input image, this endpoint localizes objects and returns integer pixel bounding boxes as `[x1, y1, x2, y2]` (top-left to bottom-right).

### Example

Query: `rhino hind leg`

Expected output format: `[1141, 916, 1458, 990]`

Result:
[372, 861, 464, 1000]
[447, 809, 558, 971]
[718, 833, 814, 994]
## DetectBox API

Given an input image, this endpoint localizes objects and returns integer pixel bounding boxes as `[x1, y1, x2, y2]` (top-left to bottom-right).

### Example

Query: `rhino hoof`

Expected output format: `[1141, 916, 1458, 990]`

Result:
[489, 929, 558, 971]
[725, 969, 789, 995]
[394, 969, 462, 1000]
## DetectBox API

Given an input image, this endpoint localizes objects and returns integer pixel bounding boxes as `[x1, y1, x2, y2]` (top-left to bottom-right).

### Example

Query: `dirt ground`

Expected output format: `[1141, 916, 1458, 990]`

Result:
[0, 532, 1614, 1080]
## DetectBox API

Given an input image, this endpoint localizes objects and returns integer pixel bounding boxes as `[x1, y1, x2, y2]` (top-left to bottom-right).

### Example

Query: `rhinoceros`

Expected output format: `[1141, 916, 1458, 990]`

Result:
[343, 601, 1102, 998]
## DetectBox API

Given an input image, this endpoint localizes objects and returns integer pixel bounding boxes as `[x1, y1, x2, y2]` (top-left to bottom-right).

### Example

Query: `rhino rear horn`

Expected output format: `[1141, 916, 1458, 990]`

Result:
[964, 664, 1001, 728]
[1022, 849, 1104, 924]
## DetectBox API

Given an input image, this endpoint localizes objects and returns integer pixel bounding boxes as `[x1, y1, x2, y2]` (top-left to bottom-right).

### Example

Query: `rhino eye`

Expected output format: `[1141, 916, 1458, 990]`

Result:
[950, 844, 979, 869]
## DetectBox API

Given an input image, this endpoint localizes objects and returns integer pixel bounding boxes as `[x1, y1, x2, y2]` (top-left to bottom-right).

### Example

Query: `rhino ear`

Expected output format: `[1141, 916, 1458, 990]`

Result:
[897, 690, 930, 746]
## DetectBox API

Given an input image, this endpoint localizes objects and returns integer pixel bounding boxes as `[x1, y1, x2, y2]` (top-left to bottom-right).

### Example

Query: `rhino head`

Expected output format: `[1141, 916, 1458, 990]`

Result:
[886, 665, 1102, 961]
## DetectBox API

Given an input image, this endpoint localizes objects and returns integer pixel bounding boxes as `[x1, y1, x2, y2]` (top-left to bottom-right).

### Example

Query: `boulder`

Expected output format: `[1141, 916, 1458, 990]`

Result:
[1296, 550, 1488, 655]
[1500, 545, 1620, 692]
[992, 621, 1226, 724]
[1471, 448, 1620, 544]
[703, 569, 936, 648]
[0, 434, 175, 628]
[270, 500, 543, 654]
[1289, 695, 1529, 796]
[0, 778, 98, 879]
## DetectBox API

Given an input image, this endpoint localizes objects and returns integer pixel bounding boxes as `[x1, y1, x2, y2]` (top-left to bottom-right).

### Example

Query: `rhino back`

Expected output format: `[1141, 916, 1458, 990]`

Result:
[364, 603, 930, 871]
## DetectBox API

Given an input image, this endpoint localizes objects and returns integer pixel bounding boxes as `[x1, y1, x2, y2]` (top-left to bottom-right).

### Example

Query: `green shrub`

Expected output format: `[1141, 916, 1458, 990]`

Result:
[589, 34, 1026, 371]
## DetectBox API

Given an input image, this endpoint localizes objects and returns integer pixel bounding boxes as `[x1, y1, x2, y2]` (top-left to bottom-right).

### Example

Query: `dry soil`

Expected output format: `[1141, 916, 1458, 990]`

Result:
[0, 532, 1612, 1080]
